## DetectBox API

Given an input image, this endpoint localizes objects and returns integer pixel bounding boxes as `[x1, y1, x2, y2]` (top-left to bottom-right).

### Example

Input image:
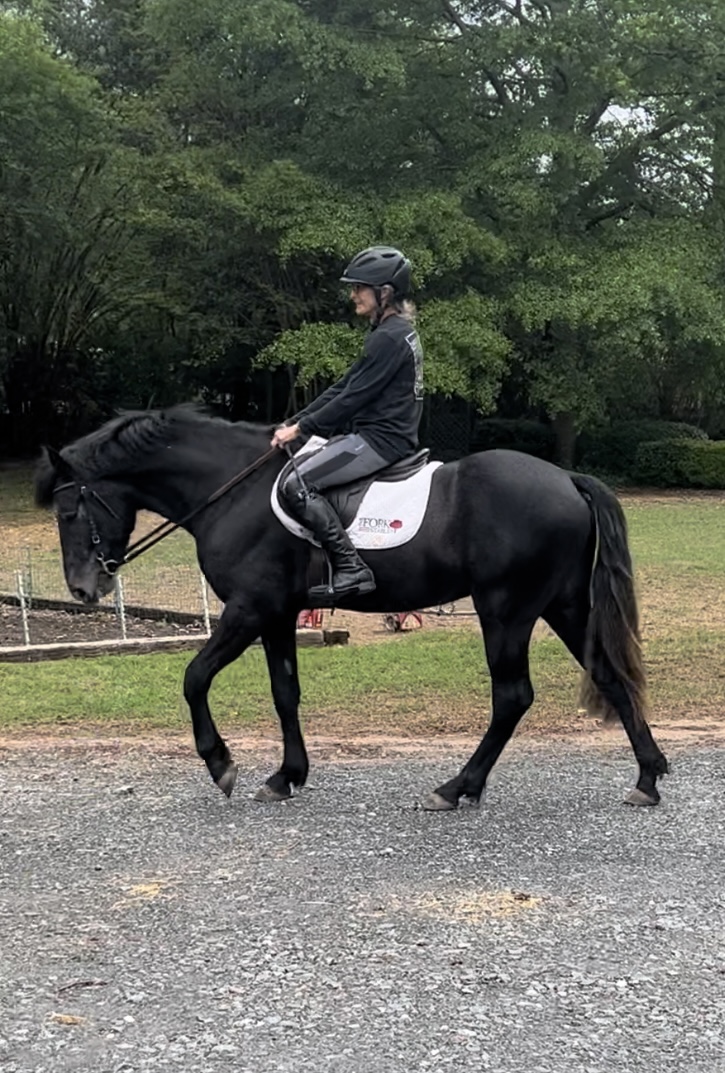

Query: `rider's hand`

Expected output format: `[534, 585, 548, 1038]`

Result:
[271, 423, 301, 449]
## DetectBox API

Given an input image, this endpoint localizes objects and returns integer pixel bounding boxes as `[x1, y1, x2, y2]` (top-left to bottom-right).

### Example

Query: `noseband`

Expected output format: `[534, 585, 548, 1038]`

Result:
[53, 481, 124, 576]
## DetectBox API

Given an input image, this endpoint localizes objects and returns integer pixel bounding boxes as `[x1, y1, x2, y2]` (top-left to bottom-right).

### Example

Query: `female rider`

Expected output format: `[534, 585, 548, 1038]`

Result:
[271, 245, 424, 604]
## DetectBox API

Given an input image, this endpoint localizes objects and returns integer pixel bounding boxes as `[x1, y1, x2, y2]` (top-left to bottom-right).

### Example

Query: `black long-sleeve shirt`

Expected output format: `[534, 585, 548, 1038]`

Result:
[296, 314, 424, 462]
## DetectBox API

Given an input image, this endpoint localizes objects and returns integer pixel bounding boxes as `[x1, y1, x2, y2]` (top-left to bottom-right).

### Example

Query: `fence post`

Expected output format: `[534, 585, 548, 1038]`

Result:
[23, 546, 33, 607]
[199, 568, 211, 637]
[16, 571, 31, 647]
[114, 575, 128, 640]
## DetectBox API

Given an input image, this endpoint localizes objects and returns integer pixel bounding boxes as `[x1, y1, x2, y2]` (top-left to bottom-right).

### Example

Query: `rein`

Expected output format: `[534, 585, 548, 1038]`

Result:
[54, 446, 279, 576]
[123, 447, 278, 564]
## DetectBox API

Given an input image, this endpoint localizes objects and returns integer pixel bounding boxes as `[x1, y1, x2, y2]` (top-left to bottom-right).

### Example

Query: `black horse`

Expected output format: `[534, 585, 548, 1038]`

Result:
[35, 405, 668, 809]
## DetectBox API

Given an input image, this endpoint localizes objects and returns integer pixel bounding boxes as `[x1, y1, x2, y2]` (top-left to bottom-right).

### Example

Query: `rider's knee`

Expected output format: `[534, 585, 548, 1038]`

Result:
[280, 471, 306, 504]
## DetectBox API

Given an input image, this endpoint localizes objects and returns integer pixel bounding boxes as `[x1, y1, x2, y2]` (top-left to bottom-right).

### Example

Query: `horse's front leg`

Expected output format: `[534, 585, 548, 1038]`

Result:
[183, 597, 262, 797]
[255, 612, 309, 802]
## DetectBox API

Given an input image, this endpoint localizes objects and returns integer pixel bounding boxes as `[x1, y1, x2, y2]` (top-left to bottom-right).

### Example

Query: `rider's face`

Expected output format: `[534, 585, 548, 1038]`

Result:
[350, 283, 378, 318]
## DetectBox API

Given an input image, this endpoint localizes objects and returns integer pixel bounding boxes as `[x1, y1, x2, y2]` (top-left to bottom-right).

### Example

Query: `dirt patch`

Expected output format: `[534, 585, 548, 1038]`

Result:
[0, 586, 479, 649]
[3, 520, 56, 551]
[411, 890, 545, 922]
[2, 508, 168, 553]
[637, 573, 725, 637]
[0, 601, 208, 647]
[2, 719, 725, 764]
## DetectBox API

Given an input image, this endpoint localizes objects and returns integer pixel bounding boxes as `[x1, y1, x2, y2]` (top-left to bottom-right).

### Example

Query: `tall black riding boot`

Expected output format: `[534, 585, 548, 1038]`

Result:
[289, 491, 376, 605]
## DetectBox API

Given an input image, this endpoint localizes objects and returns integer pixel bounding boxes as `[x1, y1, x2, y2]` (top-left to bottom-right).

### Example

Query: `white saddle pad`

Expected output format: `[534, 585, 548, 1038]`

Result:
[271, 437, 443, 550]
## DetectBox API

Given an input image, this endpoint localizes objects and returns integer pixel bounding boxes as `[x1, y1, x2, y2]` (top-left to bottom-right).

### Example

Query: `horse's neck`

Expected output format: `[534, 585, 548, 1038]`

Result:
[129, 432, 276, 527]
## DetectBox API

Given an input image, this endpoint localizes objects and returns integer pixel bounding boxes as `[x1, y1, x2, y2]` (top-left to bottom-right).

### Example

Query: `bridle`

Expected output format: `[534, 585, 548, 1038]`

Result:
[53, 482, 125, 576]
[53, 446, 279, 577]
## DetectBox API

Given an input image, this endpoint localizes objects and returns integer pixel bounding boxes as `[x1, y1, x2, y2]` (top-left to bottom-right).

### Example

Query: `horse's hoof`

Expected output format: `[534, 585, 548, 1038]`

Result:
[217, 765, 238, 799]
[421, 792, 457, 812]
[624, 788, 659, 807]
[254, 783, 292, 803]
[460, 794, 482, 809]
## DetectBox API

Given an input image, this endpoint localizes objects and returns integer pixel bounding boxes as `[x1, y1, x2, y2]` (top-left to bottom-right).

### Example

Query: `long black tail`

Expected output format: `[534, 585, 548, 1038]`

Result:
[570, 473, 647, 727]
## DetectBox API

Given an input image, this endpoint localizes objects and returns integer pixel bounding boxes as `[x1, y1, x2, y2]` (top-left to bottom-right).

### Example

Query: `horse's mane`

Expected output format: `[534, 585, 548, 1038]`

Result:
[35, 404, 273, 506]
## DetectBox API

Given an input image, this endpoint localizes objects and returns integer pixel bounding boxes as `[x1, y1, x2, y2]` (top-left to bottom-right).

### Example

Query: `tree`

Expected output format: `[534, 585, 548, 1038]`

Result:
[3, 0, 725, 458]
[0, 12, 154, 450]
[425, 0, 725, 461]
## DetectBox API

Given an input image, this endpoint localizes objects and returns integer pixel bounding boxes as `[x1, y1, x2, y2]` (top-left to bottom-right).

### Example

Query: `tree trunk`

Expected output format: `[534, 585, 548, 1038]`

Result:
[552, 411, 577, 469]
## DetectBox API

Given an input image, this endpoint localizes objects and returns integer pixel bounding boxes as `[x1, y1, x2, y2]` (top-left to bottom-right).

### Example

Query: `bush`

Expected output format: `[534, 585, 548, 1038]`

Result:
[471, 419, 556, 460]
[635, 439, 725, 488]
[578, 420, 707, 478]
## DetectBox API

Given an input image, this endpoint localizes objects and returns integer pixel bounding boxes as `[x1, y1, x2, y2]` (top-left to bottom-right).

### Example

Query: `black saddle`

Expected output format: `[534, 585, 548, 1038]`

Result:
[279, 447, 430, 529]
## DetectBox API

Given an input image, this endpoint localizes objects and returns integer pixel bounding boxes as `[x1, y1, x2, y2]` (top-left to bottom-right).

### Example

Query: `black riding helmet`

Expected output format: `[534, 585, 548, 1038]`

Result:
[340, 246, 412, 296]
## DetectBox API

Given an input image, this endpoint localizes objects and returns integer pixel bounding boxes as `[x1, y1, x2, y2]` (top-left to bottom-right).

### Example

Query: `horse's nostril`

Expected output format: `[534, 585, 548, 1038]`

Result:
[71, 586, 95, 604]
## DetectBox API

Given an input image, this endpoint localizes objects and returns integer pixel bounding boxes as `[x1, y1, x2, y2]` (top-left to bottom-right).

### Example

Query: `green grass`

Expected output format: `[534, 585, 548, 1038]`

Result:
[0, 464, 38, 523]
[2, 626, 723, 733]
[0, 631, 495, 731]
[0, 631, 539, 732]
[626, 499, 725, 578]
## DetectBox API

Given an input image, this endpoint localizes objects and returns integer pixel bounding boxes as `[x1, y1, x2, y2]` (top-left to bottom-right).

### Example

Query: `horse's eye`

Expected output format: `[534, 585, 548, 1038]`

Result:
[57, 510, 78, 522]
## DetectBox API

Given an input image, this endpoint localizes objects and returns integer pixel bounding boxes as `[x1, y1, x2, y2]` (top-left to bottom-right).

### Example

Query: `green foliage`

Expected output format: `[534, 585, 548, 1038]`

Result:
[416, 295, 510, 410]
[258, 293, 511, 415]
[0, 10, 154, 446]
[579, 420, 708, 477]
[635, 439, 725, 488]
[470, 419, 556, 461]
[257, 322, 363, 385]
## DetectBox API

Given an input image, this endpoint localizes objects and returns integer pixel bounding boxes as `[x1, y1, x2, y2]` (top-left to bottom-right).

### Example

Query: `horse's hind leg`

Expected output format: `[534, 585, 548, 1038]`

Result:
[544, 599, 668, 806]
[591, 662, 668, 805]
[183, 598, 263, 797]
[423, 616, 536, 811]
[255, 613, 309, 802]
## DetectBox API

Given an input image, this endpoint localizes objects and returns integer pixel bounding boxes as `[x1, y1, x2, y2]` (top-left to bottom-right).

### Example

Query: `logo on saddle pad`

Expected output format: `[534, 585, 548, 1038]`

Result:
[271, 439, 442, 551]
[358, 517, 404, 532]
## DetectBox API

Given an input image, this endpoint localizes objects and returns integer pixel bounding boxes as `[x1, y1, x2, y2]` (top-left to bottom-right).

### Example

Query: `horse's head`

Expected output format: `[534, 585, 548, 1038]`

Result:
[35, 447, 136, 604]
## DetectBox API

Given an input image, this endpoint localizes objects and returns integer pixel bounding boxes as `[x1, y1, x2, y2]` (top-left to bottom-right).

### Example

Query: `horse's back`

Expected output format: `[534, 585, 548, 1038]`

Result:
[458, 446, 579, 491]
[443, 448, 589, 518]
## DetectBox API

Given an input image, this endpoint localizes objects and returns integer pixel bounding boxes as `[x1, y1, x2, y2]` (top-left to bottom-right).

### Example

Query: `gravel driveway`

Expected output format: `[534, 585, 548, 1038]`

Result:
[1, 734, 723, 1073]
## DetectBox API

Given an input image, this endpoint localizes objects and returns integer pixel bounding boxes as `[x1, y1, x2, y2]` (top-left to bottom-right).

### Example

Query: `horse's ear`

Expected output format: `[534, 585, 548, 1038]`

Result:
[44, 445, 72, 478]
[35, 446, 73, 507]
